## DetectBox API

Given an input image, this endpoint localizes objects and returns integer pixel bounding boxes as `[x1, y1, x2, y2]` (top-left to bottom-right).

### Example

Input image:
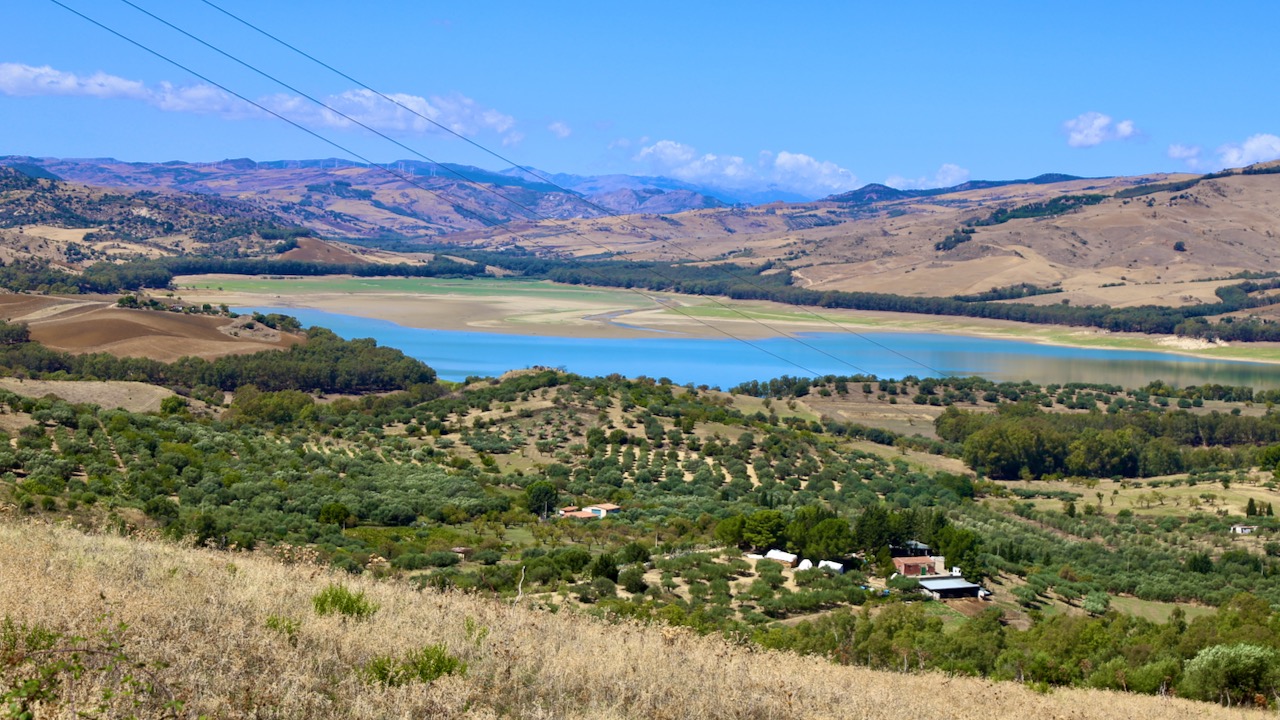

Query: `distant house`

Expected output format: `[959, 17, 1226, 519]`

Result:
[764, 549, 799, 567]
[1231, 524, 1259, 535]
[796, 559, 814, 571]
[918, 577, 983, 600]
[559, 503, 622, 520]
[893, 555, 946, 577]
[891, 540, 931, 557]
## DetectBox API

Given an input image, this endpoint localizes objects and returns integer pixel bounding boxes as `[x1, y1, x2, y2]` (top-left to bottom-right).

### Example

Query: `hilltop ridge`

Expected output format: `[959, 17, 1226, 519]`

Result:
[5, 156, 1280, 313]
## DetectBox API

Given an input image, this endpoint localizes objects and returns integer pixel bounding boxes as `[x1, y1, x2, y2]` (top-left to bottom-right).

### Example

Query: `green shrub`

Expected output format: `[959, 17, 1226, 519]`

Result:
[312, 584, 379, 620]
[1180, 643, 1279, 706]
[265, 614, 301, 646]
[619, 566, 648, 594]
[392, 553, 432, 570]
[591, 576, 617, 599]
[360, 643, 466, 687]
[472, 549, 502, 565]
[0, 616, 177, 717]
[423, 551, 461, 568]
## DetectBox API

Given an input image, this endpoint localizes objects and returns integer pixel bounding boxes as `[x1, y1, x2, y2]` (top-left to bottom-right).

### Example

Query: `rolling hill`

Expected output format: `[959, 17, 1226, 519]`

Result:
[446, 163, 1280, 308]
[1, 156, 731, 238]
[5, 156, 1280, 312]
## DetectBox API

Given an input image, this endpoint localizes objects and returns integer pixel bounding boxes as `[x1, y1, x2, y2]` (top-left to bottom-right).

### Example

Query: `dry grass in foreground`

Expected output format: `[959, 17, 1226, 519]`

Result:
[0, 520, 1262, 719]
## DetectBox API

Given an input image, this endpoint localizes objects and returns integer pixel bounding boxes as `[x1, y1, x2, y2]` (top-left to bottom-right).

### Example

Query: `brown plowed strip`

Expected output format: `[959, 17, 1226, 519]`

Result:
[0, 294, 297, 361]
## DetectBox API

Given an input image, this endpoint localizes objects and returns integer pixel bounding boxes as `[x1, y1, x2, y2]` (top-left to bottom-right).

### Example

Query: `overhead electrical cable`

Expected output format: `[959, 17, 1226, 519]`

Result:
[45, 0, 877, 389]
[49, 0, 947, 434]
[82, 0, 945, 385]
[192, 0, 951, 378]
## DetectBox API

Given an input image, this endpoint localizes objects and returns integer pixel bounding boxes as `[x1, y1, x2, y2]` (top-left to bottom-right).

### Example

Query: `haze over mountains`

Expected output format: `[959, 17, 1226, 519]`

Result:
[1, 155, 740, 230]
[4, 155, 1280, 311]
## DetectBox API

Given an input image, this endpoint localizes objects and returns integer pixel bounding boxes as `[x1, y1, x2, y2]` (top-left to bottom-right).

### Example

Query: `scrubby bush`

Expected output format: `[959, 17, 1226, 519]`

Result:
[312, 584, 379, 620]
[619, 566, 648, 594]
[360, 644, 466, 686]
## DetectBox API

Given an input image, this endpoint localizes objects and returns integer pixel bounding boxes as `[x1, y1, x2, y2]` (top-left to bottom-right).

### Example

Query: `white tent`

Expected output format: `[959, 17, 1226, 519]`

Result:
[818, 560, 844, 574]
[764, 549, 798, 567]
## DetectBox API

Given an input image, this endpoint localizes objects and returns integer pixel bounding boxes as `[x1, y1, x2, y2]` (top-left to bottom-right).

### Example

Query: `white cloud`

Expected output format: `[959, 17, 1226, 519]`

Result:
[267, 89, 516, 137]
[547, 121, 572, 139]
[1063, 111, 1139, 148]
[634, 140, 858, 197]
[1166, 143, 1203, 170]
[0, 62, 516, 139]
[885, 163, 971, 190]
[0, 62, 146, 100]
[1218, 133, 1280, 168]
[636, 139, 699, 167]
[0, 62, 247, 115]
[501, 131, 524, 147]
[768, 151, 859, 194]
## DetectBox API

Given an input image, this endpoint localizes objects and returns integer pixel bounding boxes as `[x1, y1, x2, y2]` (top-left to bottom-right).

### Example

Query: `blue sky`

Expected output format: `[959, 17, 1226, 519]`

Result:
[4, 1, 1279, 198]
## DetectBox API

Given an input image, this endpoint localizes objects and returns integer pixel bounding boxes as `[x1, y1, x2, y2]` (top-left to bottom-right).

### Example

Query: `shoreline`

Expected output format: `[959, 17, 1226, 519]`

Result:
[174, 275, 1280, 367]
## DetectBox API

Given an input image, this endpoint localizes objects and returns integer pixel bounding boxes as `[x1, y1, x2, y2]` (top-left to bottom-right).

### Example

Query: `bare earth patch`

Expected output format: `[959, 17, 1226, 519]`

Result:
[0, 294, 299, 361]
[0, 378, 176, 413]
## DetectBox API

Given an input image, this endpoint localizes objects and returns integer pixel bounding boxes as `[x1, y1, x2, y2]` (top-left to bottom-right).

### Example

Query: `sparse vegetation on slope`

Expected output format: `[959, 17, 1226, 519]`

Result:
[0, 520, 1260, 719]
[2, 353, 1280, 706]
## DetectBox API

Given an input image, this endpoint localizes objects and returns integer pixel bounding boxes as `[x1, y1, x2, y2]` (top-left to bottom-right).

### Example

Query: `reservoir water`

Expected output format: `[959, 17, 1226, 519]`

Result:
[248, 307, 1280, 390]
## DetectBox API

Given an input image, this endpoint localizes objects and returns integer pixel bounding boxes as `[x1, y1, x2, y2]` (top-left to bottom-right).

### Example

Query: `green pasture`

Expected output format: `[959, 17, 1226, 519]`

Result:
[177, 275, 654, 305]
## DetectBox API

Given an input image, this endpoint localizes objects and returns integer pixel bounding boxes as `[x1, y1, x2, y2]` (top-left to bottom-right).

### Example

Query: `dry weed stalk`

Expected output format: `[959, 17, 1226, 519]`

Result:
[0, 520, 1263, 719]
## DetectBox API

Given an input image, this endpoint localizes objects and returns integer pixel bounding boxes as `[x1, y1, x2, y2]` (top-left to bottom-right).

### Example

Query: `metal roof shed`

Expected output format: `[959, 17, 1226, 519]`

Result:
[918, 577, 982, 599]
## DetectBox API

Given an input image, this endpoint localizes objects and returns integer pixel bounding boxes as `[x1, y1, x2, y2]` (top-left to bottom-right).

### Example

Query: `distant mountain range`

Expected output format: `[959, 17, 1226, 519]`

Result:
[6, 152, 1280, 315]
[0, 156, 742, 226]
[498, 167, 811, 206]
[0, 156, 1104, 224]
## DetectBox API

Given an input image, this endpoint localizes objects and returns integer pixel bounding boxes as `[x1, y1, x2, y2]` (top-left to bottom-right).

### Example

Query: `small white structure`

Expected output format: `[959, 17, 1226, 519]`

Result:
[1231, 524, 1259, 535]
[818, 560, 844, 574]
[796, 559, 814, 571]
[764, 549, 799, 567]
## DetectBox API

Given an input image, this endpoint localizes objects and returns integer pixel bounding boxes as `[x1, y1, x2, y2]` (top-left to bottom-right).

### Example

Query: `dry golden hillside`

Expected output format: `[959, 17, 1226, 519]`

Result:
[0, 519, 1259, 720]
[8, 157, 1280, 311]
[463, 170, 1280, 308]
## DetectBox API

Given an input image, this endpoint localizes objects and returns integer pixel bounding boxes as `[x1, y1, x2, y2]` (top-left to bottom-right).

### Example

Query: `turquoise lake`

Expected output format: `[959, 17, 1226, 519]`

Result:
[247, 307, 1280, 390]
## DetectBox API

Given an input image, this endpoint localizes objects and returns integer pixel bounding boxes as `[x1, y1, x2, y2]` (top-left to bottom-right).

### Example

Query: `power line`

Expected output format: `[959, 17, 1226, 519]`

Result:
[193, 0, 951, 379]
[94, 0, 937, 383]
[48, 0, 945, 434]
[43, 0, 855, 385]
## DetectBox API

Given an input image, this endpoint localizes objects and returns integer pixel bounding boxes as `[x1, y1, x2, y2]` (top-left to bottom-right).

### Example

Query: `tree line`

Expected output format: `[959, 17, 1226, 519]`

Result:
[938, 402, 1280, 479]
[0, 321, 435, 397]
